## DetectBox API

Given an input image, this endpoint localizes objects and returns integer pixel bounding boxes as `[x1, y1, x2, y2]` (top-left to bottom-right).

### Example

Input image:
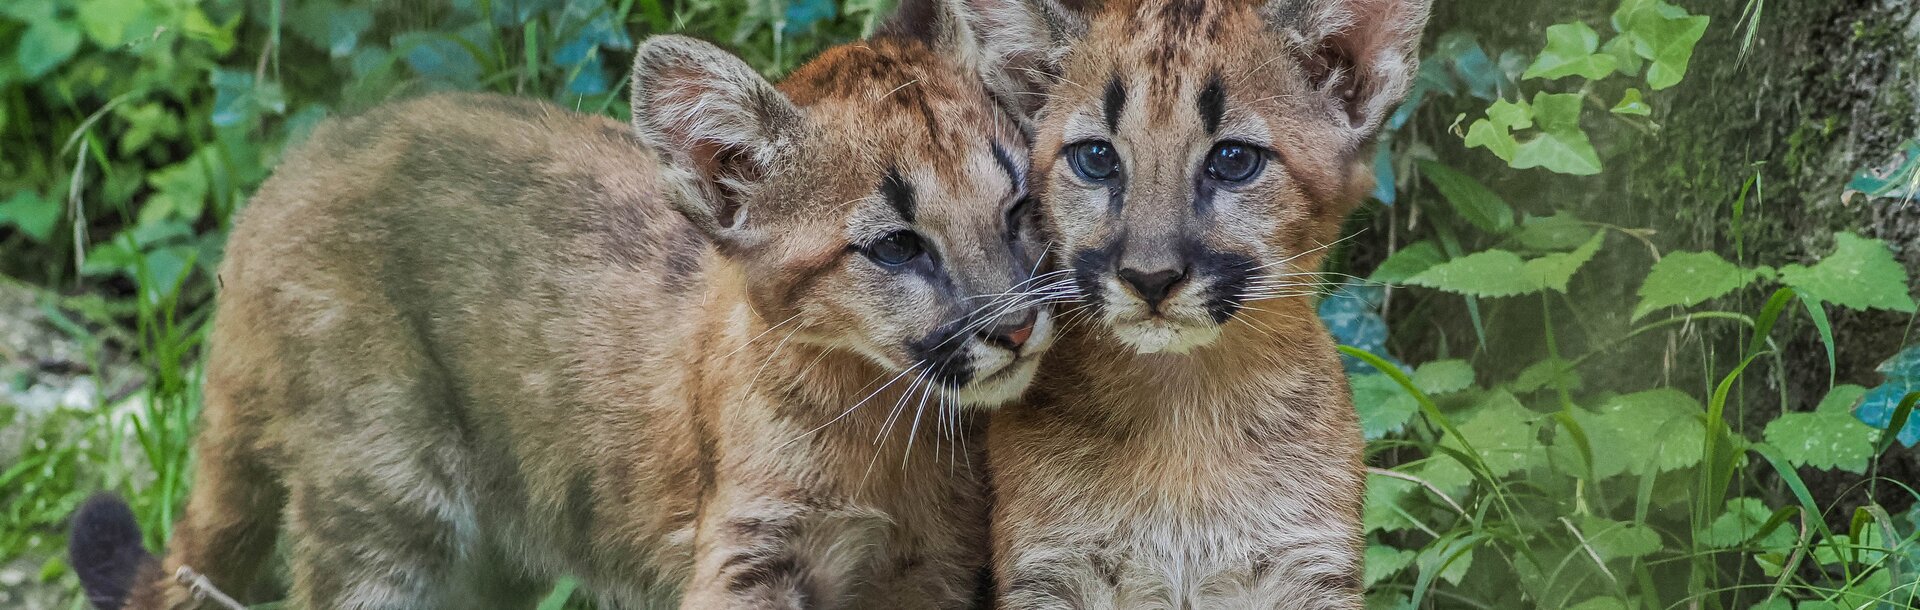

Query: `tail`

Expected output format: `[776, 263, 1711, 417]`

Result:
[69, 494, 163, 610]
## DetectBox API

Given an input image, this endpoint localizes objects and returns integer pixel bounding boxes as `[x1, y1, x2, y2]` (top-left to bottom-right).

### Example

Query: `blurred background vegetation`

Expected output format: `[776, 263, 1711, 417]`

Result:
[1, 0, 1918, 608]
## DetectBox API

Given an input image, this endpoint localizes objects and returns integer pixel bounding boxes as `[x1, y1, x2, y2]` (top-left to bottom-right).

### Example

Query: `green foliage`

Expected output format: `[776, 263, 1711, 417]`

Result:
[1353, 1, 1920, 608]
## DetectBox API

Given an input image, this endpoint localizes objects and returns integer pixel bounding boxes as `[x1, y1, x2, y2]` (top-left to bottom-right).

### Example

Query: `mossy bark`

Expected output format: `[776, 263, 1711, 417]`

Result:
[1370, 0, 1920, 510]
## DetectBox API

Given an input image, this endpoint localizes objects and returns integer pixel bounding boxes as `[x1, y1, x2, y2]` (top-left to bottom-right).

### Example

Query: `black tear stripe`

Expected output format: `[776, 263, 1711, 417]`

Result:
[1185, 240, 1257, 324]
[880, 166, 916, 223]
[1070, 238, 1122, 315]
[1198, 72, 1226, 135]
[1103, 75, 1126, 133]
[990, 142, 1023, 193]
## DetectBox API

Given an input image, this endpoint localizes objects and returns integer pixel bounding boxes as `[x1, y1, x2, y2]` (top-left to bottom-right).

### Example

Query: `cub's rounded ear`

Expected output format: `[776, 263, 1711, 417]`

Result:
[629, 35, 799, 249]
[884, 0, 1091, 121]
[1264, 0, 1431, 141]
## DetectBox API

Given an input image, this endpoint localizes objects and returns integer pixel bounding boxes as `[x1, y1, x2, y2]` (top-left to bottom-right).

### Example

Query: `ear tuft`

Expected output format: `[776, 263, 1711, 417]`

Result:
[895, 0, 1091, 122]
[1266, 0, 1431, 139]
[630, 35, 798, 243]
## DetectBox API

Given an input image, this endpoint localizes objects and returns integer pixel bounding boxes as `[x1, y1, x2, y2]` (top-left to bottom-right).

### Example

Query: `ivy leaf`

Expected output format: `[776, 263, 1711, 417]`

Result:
[291, 0, 374, 58]
[1578, 516, 1661, 560]
[1611, 88, 1652, 116]
[1568, 599, 1629, 610]
[1364, 545, 1417, 587]
[1512, 213, 1596, 252]
[1419, 160, 1513, 233]
[1510, 358, 1583, 394]
[1464, 119, 1518, 162]
[1352, 373, 1418, 440]
[1370, 240, 1444, 284]
[1509, 93, 1603, 175]
[78, 0, 148, 47]
[1632, 251, 1759, 321]
[1523, 233, 1606, 292]
[1524, 22, 1619, 81]
[1416, 537, 1476, 586]
[1777, 232, 1917, 312]
[1764, 385, 1880, 474]
[1601, 35, 1645, 76]
[1617, 0, 1710, 90]
[1512, 127, 1603, 175]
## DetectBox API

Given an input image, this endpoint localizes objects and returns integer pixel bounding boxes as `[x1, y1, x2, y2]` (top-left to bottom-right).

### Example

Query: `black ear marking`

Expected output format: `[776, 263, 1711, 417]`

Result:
[1198, 73, 1226, 135]
[1102, 75, 1126, 133]
[880, 166, 916, 223]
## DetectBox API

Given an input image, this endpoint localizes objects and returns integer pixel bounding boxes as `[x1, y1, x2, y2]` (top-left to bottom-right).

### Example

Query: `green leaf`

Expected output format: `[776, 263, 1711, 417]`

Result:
[1568, 599, 1629, 610]
[1523, 233, 1605, 292]
[17, 19, 82, 78]
[1413, 360, 1476, 395]
[1405, 235, 1602, 296]
[1464, 119, 1518, 162]
[1418, 160, 1513, 233]
[0, 191, 60, 242]
[1512, 213, 1596, 251]
[1512, 129, 1603, 175]
[1578, 516, 1661, 560]
[1364, 545, 1417, 587]
[1764, 386, 1881, 473]
[1601, 35, 1645, 75]
[1406, 249, 1538, 297]
[1352, 373, 1419, 440]
[1370, 240, 1444, 284]
[1524, 22, 1619, 81]
[1702, 497, 1795, 549]
[1510, 358, 1583, 394]
[1436, 391, 1540, 478]
[1620, 3, 1710, 90]
[1632, 250, 1759, 320]
[1363, 473, 1421, 533]
[1611, 88, 1652, 116]
[1563, 388, 1705, 477]
[1415, 537, 1476, 586]
[1487, 98, 1534, 130]
[78, 0, 153, 47]
[1777, 232, 1917, 312]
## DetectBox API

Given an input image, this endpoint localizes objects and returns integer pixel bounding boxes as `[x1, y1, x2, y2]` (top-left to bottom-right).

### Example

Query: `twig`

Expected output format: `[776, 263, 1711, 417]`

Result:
[174, 566, 246, 610]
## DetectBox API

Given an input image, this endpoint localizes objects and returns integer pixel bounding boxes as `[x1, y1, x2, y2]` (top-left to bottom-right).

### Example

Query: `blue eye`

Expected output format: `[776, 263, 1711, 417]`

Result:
[1205, 141, 1265, 183]
[1066, 141, 1121, 183]
[867, 231, 925, 266]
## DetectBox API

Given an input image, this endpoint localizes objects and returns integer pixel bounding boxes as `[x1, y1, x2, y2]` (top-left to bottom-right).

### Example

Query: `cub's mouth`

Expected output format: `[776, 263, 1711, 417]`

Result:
[911, 309, 1056, 408]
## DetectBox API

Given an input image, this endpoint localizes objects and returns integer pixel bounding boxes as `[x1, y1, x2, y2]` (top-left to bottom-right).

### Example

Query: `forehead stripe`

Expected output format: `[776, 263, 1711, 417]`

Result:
[1198, 73, 1225, 135]
[1103, 75, 1126, 133]
[880, 166, 915, 223]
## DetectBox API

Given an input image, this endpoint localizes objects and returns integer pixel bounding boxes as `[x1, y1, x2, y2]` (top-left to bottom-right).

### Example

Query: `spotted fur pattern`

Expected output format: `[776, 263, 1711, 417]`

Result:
[72, 23, 1049, 610]
[938, 0, 1433, 607]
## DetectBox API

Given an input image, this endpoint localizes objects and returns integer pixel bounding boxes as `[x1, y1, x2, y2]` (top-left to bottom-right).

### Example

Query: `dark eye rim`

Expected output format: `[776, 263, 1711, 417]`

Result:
[1204, 140, 1269, 184]
[864, 230, 926, 267]
[1063, 140, 1122, 184]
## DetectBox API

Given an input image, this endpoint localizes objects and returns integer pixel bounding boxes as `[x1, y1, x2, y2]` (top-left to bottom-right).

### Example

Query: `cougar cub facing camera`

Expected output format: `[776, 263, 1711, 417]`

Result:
[69, 19, 1047, 610]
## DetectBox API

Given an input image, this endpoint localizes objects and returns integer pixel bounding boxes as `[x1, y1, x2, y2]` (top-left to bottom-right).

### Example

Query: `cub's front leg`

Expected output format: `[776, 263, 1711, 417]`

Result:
[680, 497, 889, 609]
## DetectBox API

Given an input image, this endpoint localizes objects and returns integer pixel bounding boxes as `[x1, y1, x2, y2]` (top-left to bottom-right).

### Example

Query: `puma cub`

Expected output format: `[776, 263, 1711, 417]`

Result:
[68, 23, 1049, 610]
[937, 0, 1431, 607]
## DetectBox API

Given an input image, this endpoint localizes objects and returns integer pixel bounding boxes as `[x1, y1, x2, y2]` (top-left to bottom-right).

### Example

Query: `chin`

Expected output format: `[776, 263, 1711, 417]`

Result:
[1112, 318, 1222, 354]
[946, 356, 1041, 408]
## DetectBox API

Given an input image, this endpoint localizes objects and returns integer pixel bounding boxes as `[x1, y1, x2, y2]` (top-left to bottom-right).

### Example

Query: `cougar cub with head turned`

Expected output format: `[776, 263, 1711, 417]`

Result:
[68, 17, 1048, 610]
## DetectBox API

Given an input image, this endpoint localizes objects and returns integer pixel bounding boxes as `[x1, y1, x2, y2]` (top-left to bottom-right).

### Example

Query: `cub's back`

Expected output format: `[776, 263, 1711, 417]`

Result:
[209, 93, 709, 459]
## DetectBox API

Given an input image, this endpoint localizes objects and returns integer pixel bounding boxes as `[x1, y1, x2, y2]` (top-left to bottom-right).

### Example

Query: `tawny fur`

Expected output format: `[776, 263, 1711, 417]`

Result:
[929, 0, 1432, 607]
[104, 26, 1048, 610]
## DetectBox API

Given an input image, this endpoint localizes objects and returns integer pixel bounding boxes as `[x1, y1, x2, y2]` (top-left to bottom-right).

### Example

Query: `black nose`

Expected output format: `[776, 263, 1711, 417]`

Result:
[1118, 267, 1186, 307]
[978, 309, 1039, 352]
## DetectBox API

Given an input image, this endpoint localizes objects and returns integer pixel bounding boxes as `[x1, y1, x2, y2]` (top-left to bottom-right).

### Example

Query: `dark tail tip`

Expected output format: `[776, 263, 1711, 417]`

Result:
[69, 494, 155, 610]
